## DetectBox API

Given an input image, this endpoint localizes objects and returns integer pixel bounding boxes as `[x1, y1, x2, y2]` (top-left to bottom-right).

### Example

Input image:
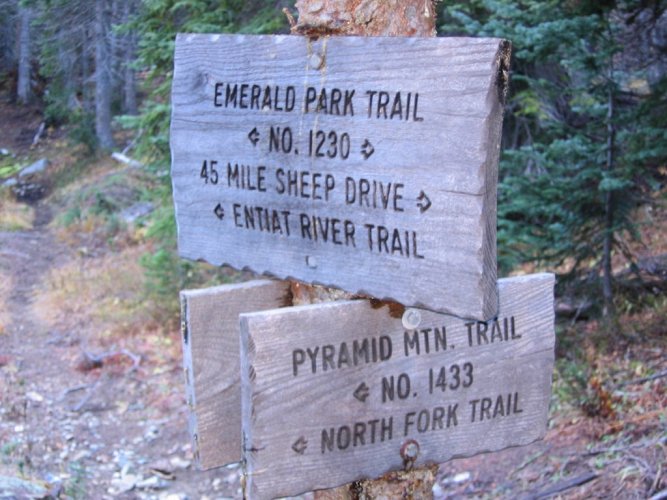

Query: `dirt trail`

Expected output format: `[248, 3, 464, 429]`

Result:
[0, 201, 243, 499]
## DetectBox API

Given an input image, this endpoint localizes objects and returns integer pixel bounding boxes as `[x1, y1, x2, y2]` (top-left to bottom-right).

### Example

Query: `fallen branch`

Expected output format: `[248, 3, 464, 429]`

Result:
[583, 435, 664, 457]
[111, 152, 144, 169]
[81, 348, 142, 373]
[510, 446, 551, 478]
[649, 489, 667, 500]
[70, 375, 105, 412]
[59, 384, 89, 401]
[32, 122, 45, 146]
[529, 472, 598, 499]
[618, 369, 667, 387]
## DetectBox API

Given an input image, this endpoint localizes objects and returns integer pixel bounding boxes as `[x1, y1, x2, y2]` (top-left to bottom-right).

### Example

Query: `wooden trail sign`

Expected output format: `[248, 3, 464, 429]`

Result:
[171, 34, 510, 319]
[240, 273, 555, 499]
[180, 280, 290, 469]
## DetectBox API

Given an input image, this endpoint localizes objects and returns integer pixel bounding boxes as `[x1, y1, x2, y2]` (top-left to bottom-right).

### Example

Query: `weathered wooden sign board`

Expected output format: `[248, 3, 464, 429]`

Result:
[171, 34, 510, 319]
[239, 273, 555, 499]
[180, 280, 290, 469]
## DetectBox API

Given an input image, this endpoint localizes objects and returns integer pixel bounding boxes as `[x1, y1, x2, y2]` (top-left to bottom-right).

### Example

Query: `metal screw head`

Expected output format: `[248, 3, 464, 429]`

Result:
[400, 439, 420, 461]
[402, 308, 422, 330]
[309, 52, 324, 70]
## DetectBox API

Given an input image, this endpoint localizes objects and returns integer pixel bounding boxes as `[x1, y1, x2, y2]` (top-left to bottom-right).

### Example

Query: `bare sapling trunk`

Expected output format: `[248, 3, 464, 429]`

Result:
[95, 0, 115, 150]
[17, 5, 33, 104]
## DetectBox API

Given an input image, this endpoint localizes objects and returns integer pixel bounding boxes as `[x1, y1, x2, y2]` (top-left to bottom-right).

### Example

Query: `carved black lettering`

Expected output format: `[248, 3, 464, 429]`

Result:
[491, 319, 503, 342]
[239, 84, 249, 108]
[337, 426, 351, 450]
[510, 317, 520, 339]
[353, 422, 365, 447]
[353, 338, 369, 364]
[322, 345, 335, 371]
[305, 87, 316, 113]
[493, 394, 505, 418]
[345, 221, 356, 247]
[273, 85, 284, 111]
[365, 90, 376, 118]
[337, 342, 350, 368]
[330, 88, 342, 115]
[261, 85, 272, 109]
[306, 347, 319, 374]
[447, 404, 458, 427]
[321, 429, 334, 454]
[377, 91, 389, 118]
[292, 349, 305, 376]
[316, 88, 328, 113]
[243, 205, 255, 230]
[285, 86, 295, 111]
[214, 82, 224, 107]
[250, 84, 261, 109]
[466, 322, 475, 347]
[480, 397, 492, 420]
[275, 168, 285, 195]
[404, 330, 420, 356]
[434, 326, 447, 351]
[413, 92, 423, 121]
[225, 83, 238, 107]
[477, 322, 489, 345]
[232, 203, 242, 228]
[390, 91, 403, 120]
[227, 162, 240, 188]
[432, 406, 445, 430]
[417, 409, 429, 433]
[343, 90, 355, 116]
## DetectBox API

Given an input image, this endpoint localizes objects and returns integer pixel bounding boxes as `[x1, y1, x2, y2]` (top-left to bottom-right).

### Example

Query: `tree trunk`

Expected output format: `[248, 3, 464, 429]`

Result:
[602, 71, 616, 320]
[122, 0, 138, 115]
[0, 2, 17, 74]
[17, 4, 32, 105]
[94, 0, 115, 150]
[291, 1, 439, 498]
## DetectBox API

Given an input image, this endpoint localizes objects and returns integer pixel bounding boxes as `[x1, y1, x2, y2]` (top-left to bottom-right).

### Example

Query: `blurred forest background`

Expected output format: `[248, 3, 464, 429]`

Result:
[2, 0, 666, 319]
[0, 0, 666, 498]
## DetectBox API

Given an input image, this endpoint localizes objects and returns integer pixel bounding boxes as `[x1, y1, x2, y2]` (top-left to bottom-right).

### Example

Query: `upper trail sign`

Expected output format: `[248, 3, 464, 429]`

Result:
[171, 34, 510, 319]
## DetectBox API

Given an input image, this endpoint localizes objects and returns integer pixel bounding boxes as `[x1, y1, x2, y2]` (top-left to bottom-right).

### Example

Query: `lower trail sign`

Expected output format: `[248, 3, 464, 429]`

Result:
[239, 273, 555, 499]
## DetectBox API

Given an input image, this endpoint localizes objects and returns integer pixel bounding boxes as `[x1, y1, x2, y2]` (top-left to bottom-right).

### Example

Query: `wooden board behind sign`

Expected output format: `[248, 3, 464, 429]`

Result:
[180, 280, 290, 469]
[239, 273, 554, 499]
[171, 34, 510, 319]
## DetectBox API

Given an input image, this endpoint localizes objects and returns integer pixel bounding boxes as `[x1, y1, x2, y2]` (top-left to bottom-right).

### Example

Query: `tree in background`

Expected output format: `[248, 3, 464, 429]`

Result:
[440, 0, 667, 320]
[17, 2, 33, 104]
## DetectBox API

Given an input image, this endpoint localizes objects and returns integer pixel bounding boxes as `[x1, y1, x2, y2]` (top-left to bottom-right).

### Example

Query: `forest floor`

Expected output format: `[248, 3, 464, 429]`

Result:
[0, 93, 665, 499]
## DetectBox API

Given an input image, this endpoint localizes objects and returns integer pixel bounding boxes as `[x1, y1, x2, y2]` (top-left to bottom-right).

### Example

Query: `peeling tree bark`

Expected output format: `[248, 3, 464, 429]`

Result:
[290, 1, 439, 498]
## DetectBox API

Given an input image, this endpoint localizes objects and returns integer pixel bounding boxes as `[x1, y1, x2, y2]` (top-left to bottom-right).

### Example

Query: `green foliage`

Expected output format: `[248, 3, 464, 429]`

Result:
[68, 111, 98, 155]
[440, 1, 667, 309]
[122, 1, 289, 321]
[126, 0, 289, 163]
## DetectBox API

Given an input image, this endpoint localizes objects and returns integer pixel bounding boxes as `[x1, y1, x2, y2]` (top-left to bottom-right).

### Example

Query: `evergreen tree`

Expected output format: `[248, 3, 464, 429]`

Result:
[440, 0, 667, 317]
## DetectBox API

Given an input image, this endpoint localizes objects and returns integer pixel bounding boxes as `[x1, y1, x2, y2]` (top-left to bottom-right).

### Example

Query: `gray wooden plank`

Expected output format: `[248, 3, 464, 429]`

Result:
[240, 273, 555, 499]
[180, 279, 290, 469]
[171, 34, 510, 320]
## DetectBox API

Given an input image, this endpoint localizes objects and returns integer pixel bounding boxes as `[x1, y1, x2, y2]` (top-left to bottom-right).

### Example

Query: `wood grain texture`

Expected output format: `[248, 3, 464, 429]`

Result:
[180, 279, 290, 469]
[240, 273, 555, 499]
[171, 34, 510, 320]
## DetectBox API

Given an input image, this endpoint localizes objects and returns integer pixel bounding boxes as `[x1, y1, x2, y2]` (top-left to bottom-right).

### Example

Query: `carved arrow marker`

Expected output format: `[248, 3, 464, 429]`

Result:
[353, 382, 370, 403]
[213, 203, 225, 220]
[360, 139, 375, 160]
[291, 436, 308, 455]
[248, 127, 260, 146]
[416, 190, 432, 213]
